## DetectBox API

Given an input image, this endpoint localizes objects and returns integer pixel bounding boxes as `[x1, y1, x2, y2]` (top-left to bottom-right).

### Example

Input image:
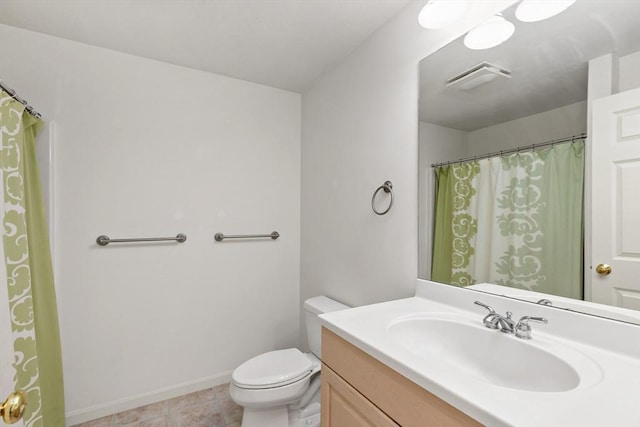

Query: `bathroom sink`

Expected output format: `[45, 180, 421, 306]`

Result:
[387, 313, 597, 392]
[320, 281, 638, 426]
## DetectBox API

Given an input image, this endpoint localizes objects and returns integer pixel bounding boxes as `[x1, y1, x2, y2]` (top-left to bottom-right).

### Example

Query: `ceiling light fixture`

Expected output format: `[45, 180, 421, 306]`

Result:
[515, 0, 576, 23]
[418, 0, 470, 30]
[463, 14, 515, 50]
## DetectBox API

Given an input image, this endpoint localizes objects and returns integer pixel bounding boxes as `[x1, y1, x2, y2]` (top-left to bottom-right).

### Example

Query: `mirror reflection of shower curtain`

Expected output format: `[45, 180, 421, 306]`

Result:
[431, 141, 585, 299]
[0, 90, 65, 426]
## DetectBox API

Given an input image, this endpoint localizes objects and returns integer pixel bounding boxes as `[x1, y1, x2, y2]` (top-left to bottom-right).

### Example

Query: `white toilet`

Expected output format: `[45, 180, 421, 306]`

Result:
[229, 296, 349, 427]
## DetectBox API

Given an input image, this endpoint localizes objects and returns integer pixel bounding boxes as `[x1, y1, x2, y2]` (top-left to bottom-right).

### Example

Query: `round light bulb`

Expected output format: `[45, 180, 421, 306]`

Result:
[463, 15, 515, 50]
[515, 0, 576, 23]
[418, 0, 470, 30]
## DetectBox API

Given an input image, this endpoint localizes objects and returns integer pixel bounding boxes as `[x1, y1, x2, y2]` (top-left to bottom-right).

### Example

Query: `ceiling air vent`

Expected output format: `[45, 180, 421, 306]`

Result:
[446, 62, 511, 91]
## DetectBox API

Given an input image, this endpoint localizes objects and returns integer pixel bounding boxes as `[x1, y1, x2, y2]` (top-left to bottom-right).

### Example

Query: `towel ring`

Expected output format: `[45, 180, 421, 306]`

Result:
[371, 180, 393, 215]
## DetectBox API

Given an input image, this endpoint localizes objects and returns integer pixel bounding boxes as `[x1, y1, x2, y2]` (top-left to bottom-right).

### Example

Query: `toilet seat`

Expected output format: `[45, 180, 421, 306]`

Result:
[232, 348, 313, 389]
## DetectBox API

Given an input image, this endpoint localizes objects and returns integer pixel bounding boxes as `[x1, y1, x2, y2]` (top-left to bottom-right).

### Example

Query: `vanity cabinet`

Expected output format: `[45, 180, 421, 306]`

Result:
[321, 328, 481, 427]
[322, 364, 398, 426]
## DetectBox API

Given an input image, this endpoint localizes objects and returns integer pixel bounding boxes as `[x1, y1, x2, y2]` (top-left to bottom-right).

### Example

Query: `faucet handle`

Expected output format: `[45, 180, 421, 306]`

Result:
[515, 316, 548, 340]
[519, 316, 548, 324]
[475, 301, 501, 329]
[474, 301, 496, 314]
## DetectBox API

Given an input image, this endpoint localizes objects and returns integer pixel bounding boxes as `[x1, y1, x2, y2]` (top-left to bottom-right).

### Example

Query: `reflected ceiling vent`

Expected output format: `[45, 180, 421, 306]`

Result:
[446, 62, 511, 91]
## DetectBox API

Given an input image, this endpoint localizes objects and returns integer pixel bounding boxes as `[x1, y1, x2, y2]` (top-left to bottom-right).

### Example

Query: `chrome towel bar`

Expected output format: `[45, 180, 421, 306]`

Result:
[214, 231, 279, 242]
[96, 233, 187, 246]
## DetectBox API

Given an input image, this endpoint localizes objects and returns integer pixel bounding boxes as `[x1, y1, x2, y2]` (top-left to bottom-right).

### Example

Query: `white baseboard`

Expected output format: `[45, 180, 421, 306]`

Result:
[65, 371, 233, 426]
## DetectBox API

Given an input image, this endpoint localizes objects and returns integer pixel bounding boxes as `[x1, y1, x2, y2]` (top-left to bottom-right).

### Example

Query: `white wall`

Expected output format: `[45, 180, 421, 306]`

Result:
[466, 101, 587, 157]
[619, 51, 640, 92]
[300, 0, 516, 323]
[0, 24, 301, 424]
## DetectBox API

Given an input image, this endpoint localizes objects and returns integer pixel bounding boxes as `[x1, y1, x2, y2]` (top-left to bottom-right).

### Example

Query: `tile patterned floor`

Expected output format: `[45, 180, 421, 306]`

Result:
[71, 383, 243, 427]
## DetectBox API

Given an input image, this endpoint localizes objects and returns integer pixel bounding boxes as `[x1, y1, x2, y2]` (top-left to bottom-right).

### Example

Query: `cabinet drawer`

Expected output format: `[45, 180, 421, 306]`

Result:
[322, 327, 482, 427]
[322, 364, 398, 427]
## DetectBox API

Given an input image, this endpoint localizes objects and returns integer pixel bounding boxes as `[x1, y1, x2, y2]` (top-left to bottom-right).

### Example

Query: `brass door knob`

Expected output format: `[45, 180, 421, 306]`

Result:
[1, 390, 27, 424]
[595, 263, 612, 275]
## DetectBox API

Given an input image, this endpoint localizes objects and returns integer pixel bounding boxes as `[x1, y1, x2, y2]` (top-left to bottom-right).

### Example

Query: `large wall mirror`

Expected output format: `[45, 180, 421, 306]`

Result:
[418, 0, 640, 324]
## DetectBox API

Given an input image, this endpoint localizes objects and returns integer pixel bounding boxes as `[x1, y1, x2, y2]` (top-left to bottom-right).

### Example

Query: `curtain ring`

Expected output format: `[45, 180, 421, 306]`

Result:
[371, 181, 393, 215]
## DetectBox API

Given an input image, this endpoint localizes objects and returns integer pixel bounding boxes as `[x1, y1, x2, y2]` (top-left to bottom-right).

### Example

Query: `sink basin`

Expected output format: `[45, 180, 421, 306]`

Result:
[388, 313, 600, 392]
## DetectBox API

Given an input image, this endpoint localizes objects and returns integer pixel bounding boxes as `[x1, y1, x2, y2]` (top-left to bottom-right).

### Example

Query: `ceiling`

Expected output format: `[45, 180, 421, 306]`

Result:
[0, 0, 413, 93]
[419, 0, 640, 131]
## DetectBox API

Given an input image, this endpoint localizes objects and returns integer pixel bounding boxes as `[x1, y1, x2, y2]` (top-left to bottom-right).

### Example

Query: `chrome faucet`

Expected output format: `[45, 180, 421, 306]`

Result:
[492, 311, 517, 333]
[474, 301, 548, 339]
[474, 301, 515, 333]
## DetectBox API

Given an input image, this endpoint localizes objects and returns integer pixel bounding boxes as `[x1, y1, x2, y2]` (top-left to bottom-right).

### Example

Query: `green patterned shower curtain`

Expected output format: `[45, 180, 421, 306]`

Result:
[0, 90, 65, 426]
[432, 140, 585, 299]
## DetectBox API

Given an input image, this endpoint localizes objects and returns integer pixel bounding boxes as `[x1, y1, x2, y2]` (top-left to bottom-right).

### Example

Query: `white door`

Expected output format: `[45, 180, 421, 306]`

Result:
[1, 317, 26, 425]
[590, 88, 640, 310]
[0, 238, 25, 425]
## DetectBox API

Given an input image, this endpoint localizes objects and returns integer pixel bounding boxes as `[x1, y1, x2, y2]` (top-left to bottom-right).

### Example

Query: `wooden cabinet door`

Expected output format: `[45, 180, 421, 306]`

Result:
[321, 365, 398, 427]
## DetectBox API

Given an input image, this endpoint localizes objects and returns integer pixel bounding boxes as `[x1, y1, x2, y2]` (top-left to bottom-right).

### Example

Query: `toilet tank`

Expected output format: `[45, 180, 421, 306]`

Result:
[304, 296, 349, 358]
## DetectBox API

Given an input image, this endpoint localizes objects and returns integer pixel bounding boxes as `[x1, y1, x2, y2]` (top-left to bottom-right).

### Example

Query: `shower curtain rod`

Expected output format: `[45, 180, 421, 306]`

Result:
[430, 133, 587, 168]
[0, 78, 42, 119]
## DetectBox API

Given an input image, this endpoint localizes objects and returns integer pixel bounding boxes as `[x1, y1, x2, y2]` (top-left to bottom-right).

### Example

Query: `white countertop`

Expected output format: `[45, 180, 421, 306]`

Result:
[319, 280, 640, 427]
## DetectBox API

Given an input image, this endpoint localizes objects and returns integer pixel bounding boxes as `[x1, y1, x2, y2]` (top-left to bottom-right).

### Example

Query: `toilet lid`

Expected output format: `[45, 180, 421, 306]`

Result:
[232, 348, 313, 389]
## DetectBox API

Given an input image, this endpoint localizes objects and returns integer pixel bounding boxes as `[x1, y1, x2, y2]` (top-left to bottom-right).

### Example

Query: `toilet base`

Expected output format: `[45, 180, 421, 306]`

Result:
[240, 389, 321, 427]
[241, 406, 289, 427]
[289, 401, 320, 427]
[241, 403, 320, 427]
